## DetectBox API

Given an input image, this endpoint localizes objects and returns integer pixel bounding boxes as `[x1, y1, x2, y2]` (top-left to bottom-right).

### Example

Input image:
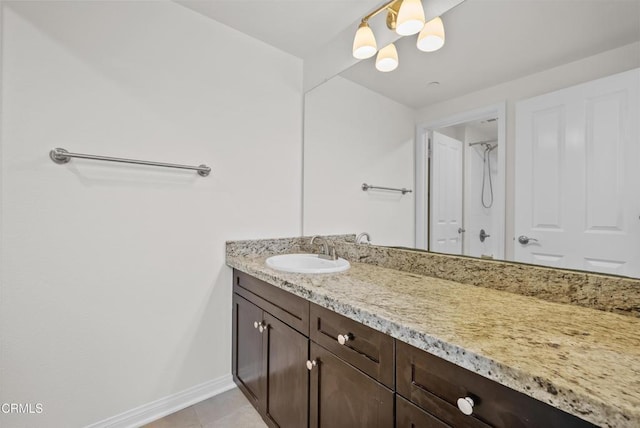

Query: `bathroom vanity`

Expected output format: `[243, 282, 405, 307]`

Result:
[227, 236, 640, 428]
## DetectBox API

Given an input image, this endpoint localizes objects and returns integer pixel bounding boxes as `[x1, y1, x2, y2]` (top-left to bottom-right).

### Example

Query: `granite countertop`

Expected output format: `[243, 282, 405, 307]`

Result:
[227, 251, 640, 428]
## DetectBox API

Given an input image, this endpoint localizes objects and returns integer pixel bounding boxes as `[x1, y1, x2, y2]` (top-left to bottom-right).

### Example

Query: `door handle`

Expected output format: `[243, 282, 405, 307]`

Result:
[458, 227, 466, 234]
[518, 235, 539, 245]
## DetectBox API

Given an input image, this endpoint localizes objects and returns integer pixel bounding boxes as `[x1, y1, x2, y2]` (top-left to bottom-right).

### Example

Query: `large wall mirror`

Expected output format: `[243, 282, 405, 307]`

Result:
[303, 0, 640, 278]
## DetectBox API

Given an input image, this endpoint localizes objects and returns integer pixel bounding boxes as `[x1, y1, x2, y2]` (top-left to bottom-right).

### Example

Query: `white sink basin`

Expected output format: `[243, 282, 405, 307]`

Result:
[266, 253, 350, 274]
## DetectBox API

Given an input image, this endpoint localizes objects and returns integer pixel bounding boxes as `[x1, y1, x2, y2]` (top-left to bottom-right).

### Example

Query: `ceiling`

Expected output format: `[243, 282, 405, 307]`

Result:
[176, 0, 382, 58]
[176, 1, 640, 108]
[340, 0, 640, 108]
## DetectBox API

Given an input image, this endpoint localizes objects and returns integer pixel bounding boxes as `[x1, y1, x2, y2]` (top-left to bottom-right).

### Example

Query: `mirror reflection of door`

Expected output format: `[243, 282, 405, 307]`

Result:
[515, 68, 640, 277]
[429, 116, 503, 259]
[430, 132, 463, 255]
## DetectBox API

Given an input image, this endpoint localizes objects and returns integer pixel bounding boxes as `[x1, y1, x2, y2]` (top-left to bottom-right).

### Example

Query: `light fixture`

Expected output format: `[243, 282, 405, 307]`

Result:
[352, 22, 377, 59]
[417, 16, 445, 52]
[396, 0, 425, 36]
[376, 43, 399, 72]
[351, 0, 446, 72]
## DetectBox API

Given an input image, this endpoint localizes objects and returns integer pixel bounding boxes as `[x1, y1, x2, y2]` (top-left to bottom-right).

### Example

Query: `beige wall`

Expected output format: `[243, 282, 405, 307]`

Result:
[304, 76, 416, 247]
[0, 1, 302, 426]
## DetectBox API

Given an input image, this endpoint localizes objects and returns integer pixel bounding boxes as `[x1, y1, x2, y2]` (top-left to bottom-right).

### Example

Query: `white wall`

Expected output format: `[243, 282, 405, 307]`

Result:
[303, 76, 415, 247]
[416, 42, 640, 259]
[0, 1, 302, 427]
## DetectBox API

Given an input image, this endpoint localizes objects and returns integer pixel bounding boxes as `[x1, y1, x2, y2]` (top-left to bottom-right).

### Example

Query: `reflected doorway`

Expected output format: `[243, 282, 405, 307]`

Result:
[417, 104, 506, 259]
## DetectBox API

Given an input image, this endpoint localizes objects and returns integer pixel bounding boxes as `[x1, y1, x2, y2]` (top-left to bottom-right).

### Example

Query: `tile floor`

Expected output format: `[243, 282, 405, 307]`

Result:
[143, 388, 267, 428]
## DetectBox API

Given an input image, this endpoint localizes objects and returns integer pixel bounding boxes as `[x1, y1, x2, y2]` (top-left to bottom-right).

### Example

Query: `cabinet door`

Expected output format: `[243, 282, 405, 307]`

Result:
[396, 395, 451, 428]
[232, 294, 265, 408]
[263, 313, 309, 428]
[309, 342, 393, 428]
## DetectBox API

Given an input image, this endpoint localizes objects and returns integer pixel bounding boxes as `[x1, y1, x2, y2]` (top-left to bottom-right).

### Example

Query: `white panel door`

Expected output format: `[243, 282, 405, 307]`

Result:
[430, 132, 464, 255]
[515, 69, 639, 277]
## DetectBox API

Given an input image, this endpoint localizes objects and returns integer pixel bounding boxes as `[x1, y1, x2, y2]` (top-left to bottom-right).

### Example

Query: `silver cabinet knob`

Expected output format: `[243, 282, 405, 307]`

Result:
[306, 360, 317, 370]
[457, 397, 474, 415]
[253, 321, 266, 333]
[337, 333, 352, 345]
[518, 235, 539, 245]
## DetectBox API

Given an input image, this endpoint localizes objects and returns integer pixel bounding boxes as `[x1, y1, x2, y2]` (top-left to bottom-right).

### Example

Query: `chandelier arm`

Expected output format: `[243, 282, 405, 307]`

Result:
[362, 0, 401, 23]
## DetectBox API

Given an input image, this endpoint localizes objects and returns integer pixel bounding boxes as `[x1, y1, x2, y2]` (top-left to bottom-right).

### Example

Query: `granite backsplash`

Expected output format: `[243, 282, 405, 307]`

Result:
[226, 235, 640, 317]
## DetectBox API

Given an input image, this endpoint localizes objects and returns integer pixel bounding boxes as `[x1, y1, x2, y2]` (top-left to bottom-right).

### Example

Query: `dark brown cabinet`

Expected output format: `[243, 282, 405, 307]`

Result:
[396, 340, 595, 428]
[232, 270, 595, 428]
[310, 303, 394, 389]
[232, 294, 264, 408]
[308, 342, 394, 428]
[232, 270, 395, 428]
[396, 395, 451, 428]
[232, 288, 308, 428]
[263, 312, 308, 427]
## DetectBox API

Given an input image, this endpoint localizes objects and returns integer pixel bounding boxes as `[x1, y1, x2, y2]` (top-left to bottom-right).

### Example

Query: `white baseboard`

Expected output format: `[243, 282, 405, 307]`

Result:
[86, 374, 235, 428]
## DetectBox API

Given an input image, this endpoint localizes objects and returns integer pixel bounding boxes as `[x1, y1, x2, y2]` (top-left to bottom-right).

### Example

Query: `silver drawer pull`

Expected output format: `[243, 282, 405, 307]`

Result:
[306, 360, 317, 370]
[337, 333, 352, 345]
[457, 397, 474, 415]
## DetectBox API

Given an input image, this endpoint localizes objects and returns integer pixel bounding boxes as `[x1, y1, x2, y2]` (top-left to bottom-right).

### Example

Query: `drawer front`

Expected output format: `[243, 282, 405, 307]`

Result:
[396, 340, 595, 428]
[396, 395, 451, 428]
[310, 303, 394, 388]
[234, 269, 309, 335]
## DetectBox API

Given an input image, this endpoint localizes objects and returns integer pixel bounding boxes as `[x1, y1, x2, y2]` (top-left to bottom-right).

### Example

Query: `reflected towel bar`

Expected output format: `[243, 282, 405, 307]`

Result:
[49, 147, 211, 177]
[362, 183, 412, 195]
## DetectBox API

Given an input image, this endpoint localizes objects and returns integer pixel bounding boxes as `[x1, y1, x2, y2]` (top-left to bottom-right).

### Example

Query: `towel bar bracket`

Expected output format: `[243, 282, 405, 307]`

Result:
[50, 148, 71, 164]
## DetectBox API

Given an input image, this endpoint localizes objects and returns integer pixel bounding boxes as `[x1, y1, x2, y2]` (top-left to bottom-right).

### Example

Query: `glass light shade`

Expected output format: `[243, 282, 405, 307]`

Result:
[417, 16, 445, 52]
[375, 43, 398, 72]
[396, 0, 425, 36]
[352, 22, 377, 59]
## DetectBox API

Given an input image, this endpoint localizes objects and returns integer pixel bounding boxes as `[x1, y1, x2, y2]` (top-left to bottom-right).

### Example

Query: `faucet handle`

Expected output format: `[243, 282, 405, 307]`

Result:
[329, 246, 338, 261]
[355, 232, 371, 244]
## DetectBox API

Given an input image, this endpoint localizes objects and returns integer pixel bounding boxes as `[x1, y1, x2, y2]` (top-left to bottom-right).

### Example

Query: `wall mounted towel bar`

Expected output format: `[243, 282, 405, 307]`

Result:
[362, 183, 412, 195]
[49, 148, 211, 177]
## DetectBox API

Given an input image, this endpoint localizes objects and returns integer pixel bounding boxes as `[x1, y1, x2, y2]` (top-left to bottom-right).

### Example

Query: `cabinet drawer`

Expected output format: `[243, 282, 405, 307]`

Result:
[234, 269, 309, 335]
[396, 395, 451, 428]
[310, 303, 394, 388]
[396, 340, 595, 428]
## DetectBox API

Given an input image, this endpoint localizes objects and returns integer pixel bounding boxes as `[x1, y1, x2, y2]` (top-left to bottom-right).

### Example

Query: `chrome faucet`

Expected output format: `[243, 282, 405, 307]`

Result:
[355, 232, 371, 245]
[310, 236, 338, 261]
